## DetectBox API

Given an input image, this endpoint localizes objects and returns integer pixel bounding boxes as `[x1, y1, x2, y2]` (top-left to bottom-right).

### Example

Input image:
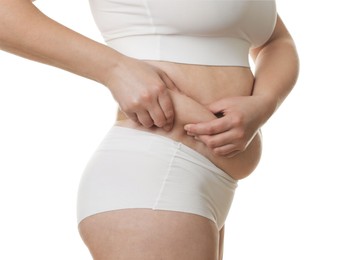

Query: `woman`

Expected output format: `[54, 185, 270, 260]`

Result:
[0, 0, 299, 259]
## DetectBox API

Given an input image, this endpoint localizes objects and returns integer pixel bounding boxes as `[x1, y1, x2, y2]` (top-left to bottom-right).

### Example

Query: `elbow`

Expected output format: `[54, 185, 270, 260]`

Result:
[288, 38, 300, 87]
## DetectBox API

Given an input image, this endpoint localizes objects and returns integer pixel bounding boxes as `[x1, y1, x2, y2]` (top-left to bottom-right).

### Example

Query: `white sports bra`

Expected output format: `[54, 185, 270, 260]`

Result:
[89, 0, 277, 67]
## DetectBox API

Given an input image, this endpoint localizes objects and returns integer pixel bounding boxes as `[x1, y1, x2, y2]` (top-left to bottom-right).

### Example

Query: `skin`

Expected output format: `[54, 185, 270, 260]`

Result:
[0, 0, 299, 259]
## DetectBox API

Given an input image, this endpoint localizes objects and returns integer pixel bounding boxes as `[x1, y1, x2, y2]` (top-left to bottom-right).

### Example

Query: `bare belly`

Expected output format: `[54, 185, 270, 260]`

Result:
[115, 60, 262, 180]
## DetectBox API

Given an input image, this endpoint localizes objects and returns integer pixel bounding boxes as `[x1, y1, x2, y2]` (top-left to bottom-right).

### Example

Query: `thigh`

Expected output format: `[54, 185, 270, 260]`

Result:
[218, 226, 225, 260]
[78, 209, 219, 260]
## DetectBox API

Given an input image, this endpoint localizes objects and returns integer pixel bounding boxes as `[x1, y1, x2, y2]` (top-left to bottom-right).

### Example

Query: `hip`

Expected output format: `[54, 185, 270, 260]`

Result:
[78, 125, 238, 229]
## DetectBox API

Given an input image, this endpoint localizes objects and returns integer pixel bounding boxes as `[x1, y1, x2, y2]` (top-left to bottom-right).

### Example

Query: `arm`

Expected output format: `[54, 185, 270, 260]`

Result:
[0, 0, 176, 130]
[184, 15, 299, 157]
[249, 15, 300, 126]
[0, 0, 118, 84]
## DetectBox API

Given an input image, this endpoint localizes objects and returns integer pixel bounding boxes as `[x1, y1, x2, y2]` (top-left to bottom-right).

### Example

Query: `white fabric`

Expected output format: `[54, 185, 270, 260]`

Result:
[89, 0, 277, 66]
[77, 126, 238, 230]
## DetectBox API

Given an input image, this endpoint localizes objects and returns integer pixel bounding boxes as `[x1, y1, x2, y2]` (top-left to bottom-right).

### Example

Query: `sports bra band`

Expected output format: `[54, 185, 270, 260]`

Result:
[89, 0, 277, 67]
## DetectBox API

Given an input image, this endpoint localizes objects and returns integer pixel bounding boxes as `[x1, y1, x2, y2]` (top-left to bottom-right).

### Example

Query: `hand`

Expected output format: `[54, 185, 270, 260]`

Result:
[184, 96, 267, 157]
[105, 56, 178, 131]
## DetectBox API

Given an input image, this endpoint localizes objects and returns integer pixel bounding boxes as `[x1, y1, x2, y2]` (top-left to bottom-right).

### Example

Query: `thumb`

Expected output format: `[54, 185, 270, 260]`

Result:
[206, 98, 227, 118]
[159, 71, 180, 93]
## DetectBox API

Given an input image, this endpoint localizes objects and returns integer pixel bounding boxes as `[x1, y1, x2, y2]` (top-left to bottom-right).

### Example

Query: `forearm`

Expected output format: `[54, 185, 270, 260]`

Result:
[250, 16, 300, 126]
[0, 0, 124, 85]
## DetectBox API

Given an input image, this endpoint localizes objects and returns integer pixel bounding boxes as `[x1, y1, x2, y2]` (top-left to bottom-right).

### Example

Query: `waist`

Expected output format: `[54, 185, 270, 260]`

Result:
[116, 93, 262, 180]
[107, 35, 251, 67]
[116, 61, 261, 179]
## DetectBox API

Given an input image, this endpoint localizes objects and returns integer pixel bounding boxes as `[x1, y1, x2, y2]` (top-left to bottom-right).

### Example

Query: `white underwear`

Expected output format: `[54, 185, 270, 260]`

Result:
[77, 126, 238, 230]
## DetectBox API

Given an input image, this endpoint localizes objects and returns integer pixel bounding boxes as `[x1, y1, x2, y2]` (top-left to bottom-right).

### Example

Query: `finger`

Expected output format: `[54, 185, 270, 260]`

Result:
[206, 98, 228, 114]
[136, 110, 154, 128]
[195, 130, 236, 149]
[160, 71, 180, 92]
[159, 73, 177, 131]
[212, 143, 239, 157]
[158, 91, 175, 131]
[148, 100, 167, 128]
[187, 131, 195, 137]
[224, 150, 242, 158]
[124, 111, 139, 124]
[184, 117, 230, 136]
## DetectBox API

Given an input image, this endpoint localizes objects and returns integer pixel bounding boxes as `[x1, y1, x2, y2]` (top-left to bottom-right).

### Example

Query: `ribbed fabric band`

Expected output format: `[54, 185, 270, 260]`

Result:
[107, 35, 251, 67]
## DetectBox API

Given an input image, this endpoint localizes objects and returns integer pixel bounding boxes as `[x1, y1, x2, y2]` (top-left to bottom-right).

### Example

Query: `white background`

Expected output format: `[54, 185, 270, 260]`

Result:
[0, 0, 358, 259]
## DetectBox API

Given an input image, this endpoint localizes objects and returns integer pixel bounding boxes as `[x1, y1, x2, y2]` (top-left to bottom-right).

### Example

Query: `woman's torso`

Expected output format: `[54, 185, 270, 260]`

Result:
[116, 62, 262, 180]
[89, 0, 277, 179]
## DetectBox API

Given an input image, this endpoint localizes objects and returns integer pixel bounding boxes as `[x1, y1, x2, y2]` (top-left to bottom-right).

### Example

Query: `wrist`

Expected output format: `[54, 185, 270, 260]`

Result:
[95, 50, 129, 88]
[253, 93, 278, 126]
